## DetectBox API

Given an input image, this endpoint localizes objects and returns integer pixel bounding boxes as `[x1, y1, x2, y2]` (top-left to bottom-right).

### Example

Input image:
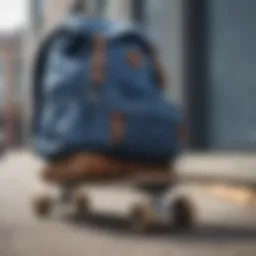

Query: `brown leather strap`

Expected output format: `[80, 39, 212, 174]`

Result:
[91, 35, 106, 86]
[111, 112, 125, 145]
[127, 50, 144, 68]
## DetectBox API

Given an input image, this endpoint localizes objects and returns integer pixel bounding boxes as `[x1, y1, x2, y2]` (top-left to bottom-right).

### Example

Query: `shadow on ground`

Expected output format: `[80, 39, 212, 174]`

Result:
[62, 213, 256, 242]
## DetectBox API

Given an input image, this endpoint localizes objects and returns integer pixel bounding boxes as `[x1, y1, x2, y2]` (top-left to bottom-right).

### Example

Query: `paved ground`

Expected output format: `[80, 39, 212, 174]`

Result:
[0, 151, 256, 256]
[177, 153, 256, 186]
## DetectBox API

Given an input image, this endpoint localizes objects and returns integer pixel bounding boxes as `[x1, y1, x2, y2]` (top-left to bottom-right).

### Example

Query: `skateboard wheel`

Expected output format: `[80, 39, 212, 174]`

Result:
[74, 193, 90, 217]
[130, 203, 154, 233]
[172, 196, 195, 229]
[32, 196, 52, 218]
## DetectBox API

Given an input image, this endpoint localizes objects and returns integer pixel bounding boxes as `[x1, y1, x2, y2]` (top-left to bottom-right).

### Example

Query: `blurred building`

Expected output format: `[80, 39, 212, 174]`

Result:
[23, 0, 256, 151]
[0, 32, 23, 147]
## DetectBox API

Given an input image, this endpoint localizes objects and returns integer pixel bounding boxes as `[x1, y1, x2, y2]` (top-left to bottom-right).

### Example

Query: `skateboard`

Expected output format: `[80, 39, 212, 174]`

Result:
[32, 171, 195, 232]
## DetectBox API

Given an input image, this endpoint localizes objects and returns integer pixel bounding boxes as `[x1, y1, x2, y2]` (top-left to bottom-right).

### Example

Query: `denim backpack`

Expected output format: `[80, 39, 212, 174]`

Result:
[33, 17, 183, 164]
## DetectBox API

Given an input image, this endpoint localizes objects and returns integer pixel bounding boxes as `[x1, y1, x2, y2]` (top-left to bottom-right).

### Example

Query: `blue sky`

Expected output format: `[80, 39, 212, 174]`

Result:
[0, 0, 27, 31]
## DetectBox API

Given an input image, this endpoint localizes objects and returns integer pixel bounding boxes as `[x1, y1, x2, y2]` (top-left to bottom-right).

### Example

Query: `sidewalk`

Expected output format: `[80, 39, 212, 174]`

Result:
[177, 153, 256, 187]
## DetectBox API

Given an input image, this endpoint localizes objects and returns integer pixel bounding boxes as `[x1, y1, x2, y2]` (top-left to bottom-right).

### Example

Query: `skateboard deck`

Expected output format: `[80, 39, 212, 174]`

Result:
[71, 170, 175, 187]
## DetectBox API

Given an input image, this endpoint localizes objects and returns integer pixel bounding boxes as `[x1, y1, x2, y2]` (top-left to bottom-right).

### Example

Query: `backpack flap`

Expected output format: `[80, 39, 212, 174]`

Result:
[110, 31, 168, 90]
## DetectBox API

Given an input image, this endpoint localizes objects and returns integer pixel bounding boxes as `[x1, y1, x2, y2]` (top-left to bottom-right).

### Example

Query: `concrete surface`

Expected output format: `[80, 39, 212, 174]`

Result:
[0, 150, 255, 256]
[177, 153, 256, 186]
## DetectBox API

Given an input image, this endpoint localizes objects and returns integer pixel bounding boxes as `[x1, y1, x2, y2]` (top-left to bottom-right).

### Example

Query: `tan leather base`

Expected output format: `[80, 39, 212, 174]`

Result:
[42, 153, 173, 185]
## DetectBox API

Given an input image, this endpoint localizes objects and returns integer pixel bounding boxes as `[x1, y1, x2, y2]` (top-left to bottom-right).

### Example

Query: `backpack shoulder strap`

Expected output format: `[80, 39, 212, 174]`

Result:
[91, 34, 107, 86]
[32, 27, 67, 133]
